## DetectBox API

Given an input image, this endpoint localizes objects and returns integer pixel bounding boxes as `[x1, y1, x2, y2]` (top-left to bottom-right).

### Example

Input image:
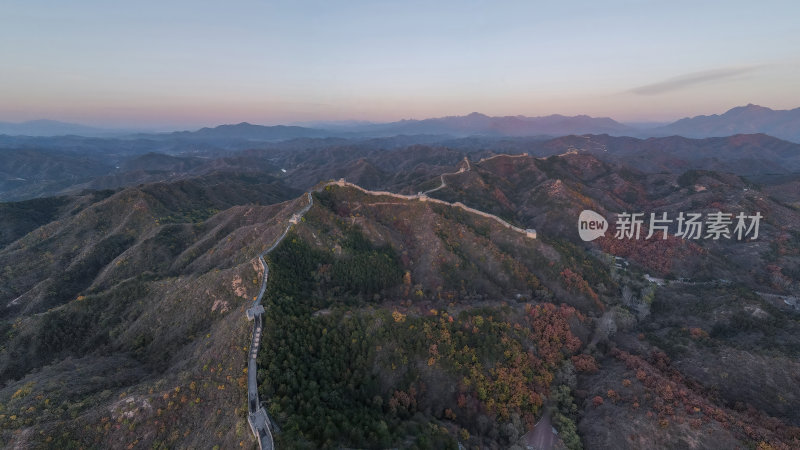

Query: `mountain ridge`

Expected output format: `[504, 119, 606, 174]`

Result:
[7, 104, 800, 142]
[653, 104, 800, 142]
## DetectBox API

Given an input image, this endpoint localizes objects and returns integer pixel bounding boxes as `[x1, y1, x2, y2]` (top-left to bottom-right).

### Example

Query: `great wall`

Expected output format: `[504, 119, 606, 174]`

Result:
[324, 154, 536, 239]
[245, 155, 536, 448]
[325, 179, 537, 239]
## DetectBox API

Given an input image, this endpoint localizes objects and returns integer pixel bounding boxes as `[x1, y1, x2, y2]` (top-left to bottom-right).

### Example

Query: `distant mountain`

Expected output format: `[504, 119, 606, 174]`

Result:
[290, 119, 377, 130]
[359, 112, 634, 137]
[117, 152, 207, 173]
[0, 120, 121, 137]
[9, 105, 800, 142]
[655, 104, 800, 142]
[171, 122, 337, 141]
[0, 148, 115, 200]
[165, 114, 633, 140]
[3, 131, 799, 202]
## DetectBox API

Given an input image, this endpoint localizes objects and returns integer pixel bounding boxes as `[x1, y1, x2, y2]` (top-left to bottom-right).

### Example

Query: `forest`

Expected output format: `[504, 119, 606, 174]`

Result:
[257, 223, 589, 448]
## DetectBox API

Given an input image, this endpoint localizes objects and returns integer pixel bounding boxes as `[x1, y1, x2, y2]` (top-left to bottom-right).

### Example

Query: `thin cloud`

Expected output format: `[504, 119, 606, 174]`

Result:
[630, 66, 761, 95]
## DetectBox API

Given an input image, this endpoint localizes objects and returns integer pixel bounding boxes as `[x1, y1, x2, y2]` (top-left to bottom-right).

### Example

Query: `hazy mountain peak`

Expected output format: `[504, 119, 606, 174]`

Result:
[724, 103, 771, 115]
[363, 111, 633, 137]
[655, 104, 800, 142]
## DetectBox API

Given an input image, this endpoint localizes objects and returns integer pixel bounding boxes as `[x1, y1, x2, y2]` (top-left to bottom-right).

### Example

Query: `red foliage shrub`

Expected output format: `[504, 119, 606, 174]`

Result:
[688, 327, 708, 339]
[559, 268, 599, 302]
[527, 303, 582, 366]
[597, 233, 702, 276]
[572, 354, 599, 373]
[610, 348, 800, 449]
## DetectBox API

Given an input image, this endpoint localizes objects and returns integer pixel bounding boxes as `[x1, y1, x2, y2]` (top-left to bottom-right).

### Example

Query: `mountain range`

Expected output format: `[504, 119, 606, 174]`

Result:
[2, 131, 799, 203]
[3, 105, 800, 142]
[350, 111, 633, 137]
[1, 145, 798, 448]
[652, 104, 800, 142]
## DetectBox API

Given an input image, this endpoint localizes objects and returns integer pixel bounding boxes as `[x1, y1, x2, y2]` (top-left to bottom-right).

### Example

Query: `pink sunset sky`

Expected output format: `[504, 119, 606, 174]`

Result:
[2, 0, 799, 130]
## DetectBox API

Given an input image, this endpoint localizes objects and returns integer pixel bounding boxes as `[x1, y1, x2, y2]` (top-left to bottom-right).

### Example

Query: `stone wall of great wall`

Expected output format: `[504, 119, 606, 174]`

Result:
[478, 152, 528, 163]
[325, 179, 536, 239]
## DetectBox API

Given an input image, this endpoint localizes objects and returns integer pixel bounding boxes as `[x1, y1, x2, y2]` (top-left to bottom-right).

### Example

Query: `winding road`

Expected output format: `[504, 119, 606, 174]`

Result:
[524, 412, 556, 450]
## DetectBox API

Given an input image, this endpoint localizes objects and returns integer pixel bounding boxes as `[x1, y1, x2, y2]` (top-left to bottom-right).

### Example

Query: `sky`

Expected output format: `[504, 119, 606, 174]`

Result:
[1, 0, 799, 129]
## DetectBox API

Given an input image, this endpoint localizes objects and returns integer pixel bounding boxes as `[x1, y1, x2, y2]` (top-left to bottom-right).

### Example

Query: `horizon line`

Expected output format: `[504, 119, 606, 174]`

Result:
[1, 102, 795, 133]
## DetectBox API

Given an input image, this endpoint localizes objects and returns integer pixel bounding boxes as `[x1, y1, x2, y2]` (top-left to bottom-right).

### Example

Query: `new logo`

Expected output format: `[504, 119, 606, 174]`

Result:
[578, 210, 608, 241]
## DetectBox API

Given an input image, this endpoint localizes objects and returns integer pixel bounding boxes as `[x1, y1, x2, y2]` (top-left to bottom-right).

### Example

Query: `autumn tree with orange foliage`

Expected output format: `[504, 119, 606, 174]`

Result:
[571, 354, 599, 373]
[560, 268, 600, 302]
[597, 233, 701, 276]
[527, 303, 583, 367]
[611, 348, 800, 449]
